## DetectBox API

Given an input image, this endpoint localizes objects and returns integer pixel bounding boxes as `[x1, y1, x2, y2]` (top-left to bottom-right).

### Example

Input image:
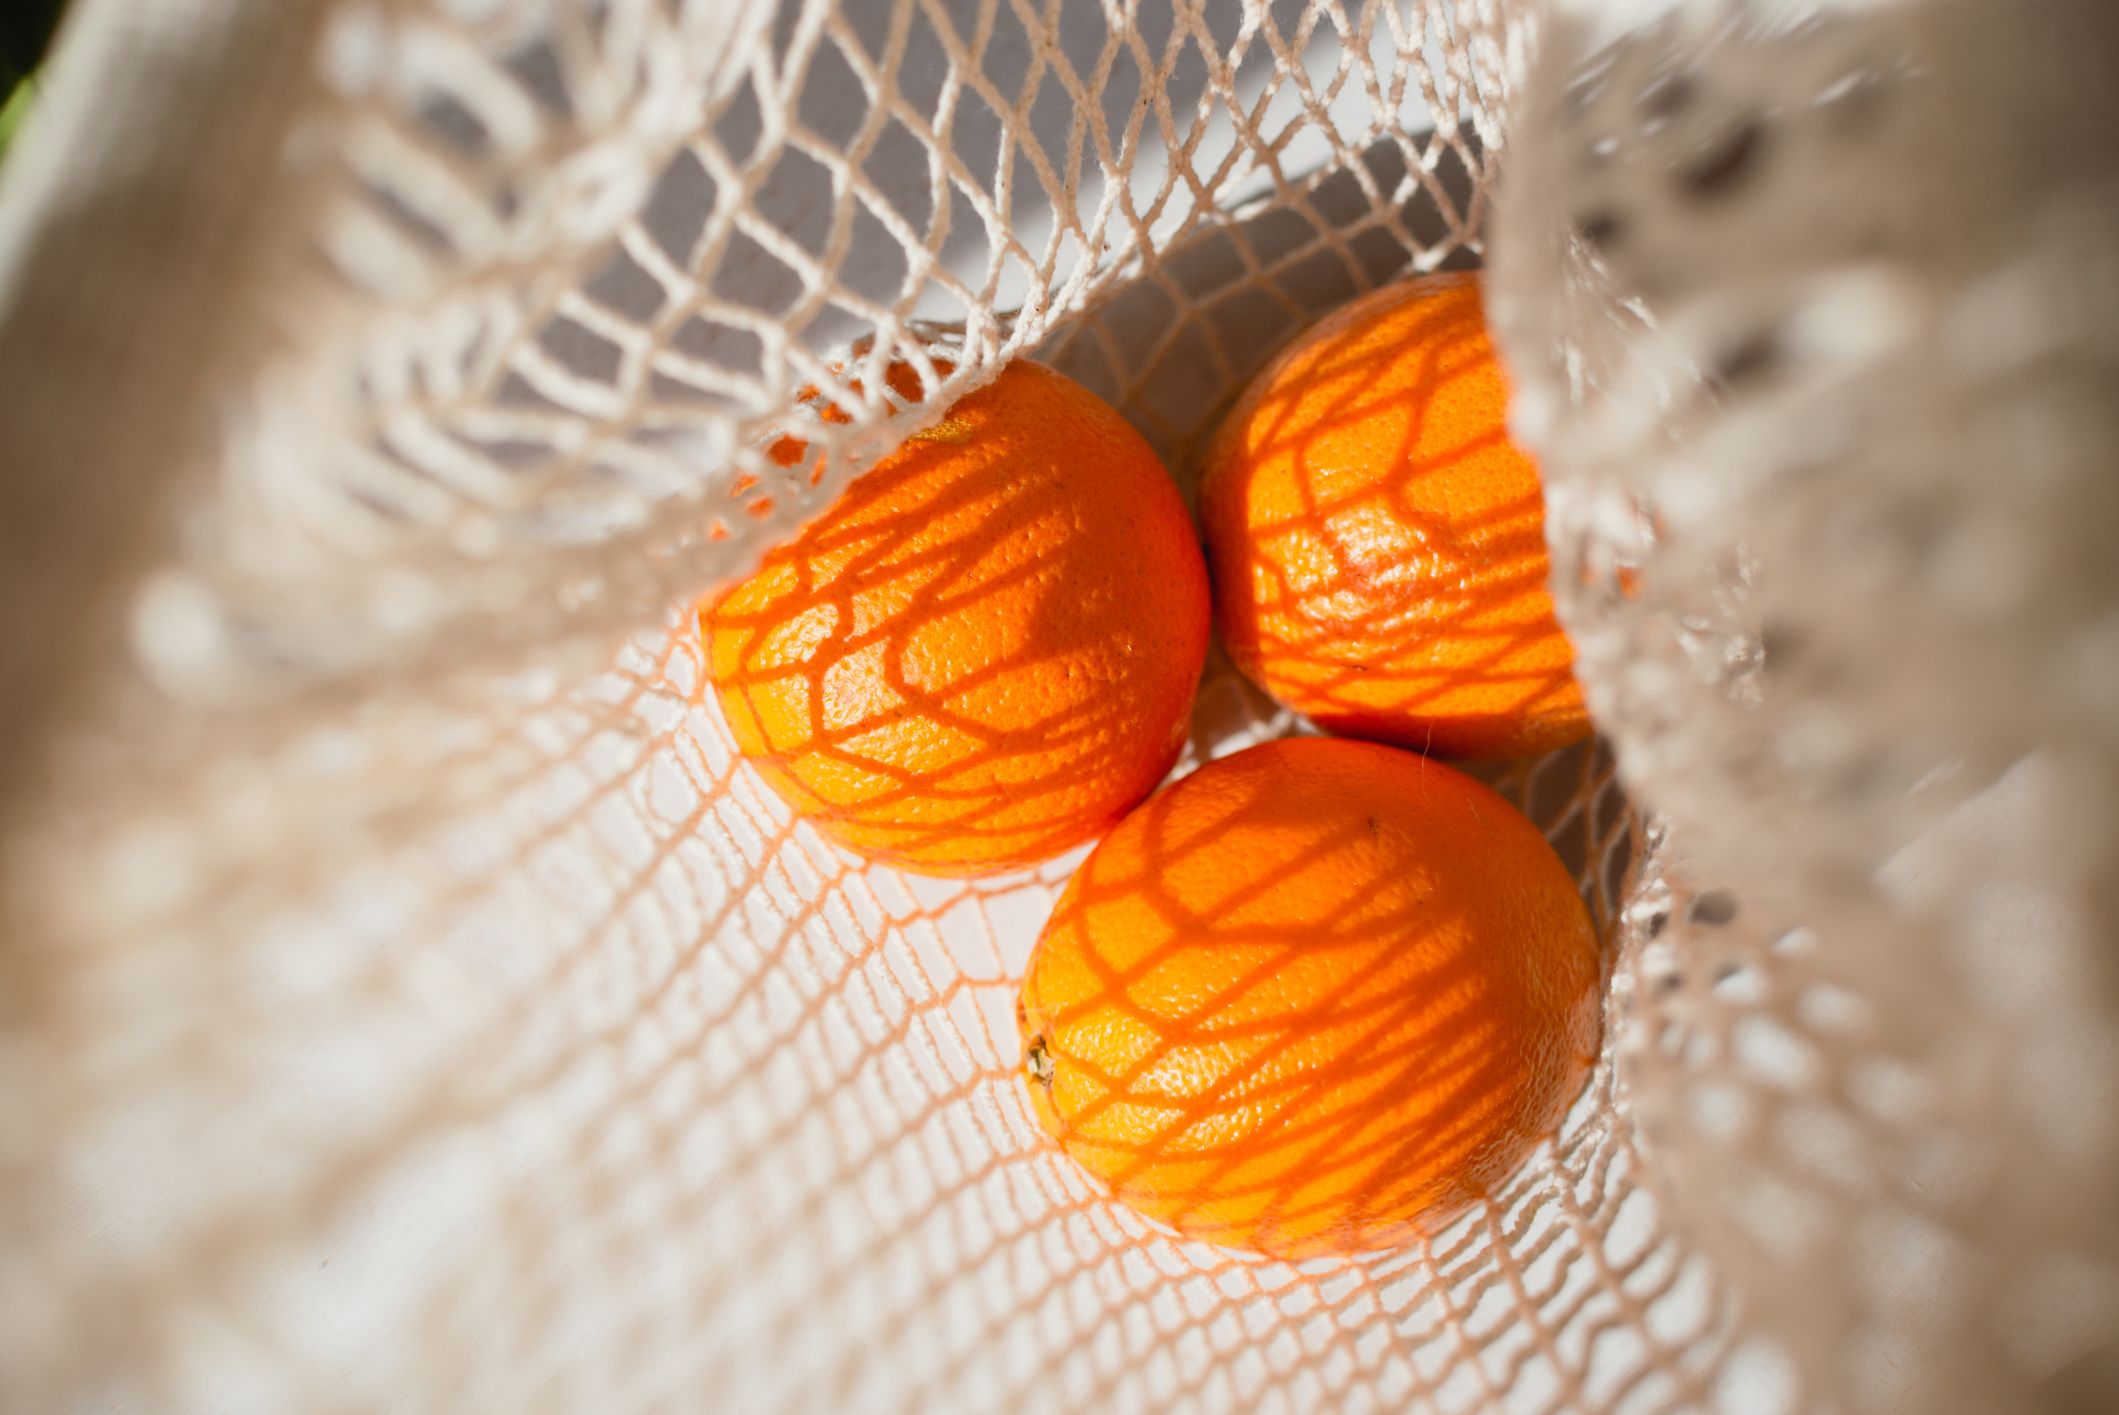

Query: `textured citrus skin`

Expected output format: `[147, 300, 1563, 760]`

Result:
[705, 360, 1211, 877]
[1018, 737, 1601, 1259]
[1199, 272, 1591, 759]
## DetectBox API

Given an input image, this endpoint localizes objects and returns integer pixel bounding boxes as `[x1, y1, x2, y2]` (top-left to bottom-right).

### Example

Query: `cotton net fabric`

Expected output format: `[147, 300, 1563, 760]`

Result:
[1, 1, 2115, 1412]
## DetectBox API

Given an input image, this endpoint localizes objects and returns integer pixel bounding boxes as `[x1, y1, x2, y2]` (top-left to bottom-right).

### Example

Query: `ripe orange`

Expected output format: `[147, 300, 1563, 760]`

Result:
[1017, 736, 1600, 1259]
[704, 360, 1211, 877]
[1199, 272, 1591, 759]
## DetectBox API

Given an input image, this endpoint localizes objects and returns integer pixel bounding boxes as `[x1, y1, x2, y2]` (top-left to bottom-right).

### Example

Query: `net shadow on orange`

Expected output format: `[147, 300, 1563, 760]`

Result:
[1203, 278, 1589, 760]
[703, 361, 1211, 877]
[1018, 741, 1603, 1262]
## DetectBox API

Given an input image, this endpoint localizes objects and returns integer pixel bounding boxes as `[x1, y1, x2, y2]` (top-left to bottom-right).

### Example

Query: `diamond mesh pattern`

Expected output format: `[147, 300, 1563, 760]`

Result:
[2, 1, 2115, 1412]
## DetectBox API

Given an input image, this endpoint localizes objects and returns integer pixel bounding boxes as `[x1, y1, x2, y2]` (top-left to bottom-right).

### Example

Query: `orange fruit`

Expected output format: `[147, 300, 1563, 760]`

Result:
[1199, 272, 1591, 759]
[763, 350, 943, 478]
[1017, 736, 1600, 1259]
[704, 360, 1211, 877]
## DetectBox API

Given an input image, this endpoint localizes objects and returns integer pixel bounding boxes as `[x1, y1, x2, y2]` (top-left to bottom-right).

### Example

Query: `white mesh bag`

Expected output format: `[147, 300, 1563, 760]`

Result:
[1, 1, 2115, 1412]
